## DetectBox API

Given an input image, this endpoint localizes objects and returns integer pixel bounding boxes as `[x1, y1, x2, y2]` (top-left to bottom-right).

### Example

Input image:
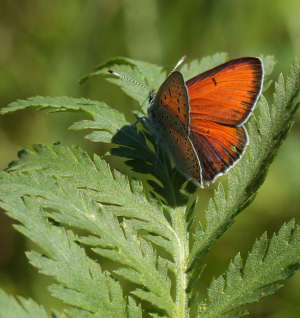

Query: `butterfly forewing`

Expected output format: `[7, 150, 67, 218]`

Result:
[187, 58, 263, 126]
[153, 71, 190, 133]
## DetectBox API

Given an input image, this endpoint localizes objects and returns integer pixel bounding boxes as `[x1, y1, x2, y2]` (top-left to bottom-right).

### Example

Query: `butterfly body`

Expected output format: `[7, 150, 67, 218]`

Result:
[147, 57, 263, 187]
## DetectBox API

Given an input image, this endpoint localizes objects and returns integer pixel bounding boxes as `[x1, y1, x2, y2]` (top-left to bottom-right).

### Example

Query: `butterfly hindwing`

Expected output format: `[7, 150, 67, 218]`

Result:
[189, 120, 247, 182]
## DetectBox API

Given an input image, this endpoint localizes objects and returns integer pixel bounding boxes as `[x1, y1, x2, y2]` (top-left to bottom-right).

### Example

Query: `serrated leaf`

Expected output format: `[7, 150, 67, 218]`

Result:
[0, 290, 50, 318]
[0, 97, 128, 144]
[198, 221, 300, 317]
[180, 53, 228, 79]
[81, 56, 166, 109]
[0, 143, 184, 316]
[0, 195, 131, 317]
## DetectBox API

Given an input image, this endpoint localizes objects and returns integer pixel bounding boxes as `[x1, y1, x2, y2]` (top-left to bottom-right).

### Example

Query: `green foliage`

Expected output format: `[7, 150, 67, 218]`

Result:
[0, 289, 50, 318]
[0, 54, 300, 317]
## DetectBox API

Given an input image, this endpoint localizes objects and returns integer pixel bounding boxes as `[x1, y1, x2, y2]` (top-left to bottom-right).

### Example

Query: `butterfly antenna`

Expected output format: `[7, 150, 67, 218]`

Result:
[167, 56, 186, 77]
[107, 70, 152, 93]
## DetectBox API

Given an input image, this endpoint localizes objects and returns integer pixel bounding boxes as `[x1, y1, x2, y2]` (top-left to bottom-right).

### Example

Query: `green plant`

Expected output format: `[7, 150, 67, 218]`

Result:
[0, 53, 300, 317]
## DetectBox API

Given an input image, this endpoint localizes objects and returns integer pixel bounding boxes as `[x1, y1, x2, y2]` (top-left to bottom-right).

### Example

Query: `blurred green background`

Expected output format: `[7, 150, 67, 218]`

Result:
[0, 0, 300, 317]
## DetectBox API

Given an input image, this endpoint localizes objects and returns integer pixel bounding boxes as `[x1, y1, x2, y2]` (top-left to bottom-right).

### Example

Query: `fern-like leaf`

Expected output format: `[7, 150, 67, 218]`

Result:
[1, 97, 128, 143]
[0, 185, 142, 317]
[197, 220, 300, 317]
[0, 290, 50, 318]
[0, 143, 189, 316]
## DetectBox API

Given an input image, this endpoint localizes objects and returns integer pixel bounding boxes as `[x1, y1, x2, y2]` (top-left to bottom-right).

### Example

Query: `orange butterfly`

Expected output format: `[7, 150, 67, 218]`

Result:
[109, 57, 263, 187]
[147, 57, 263, 187]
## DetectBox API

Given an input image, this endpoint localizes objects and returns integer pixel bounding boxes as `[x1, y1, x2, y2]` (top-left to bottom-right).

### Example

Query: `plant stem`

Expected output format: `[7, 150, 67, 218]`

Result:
[171, 205, 189, 317]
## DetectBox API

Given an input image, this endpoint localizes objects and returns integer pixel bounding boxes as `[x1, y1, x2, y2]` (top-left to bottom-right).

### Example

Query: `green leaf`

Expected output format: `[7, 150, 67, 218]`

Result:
[4, 144, 176, 237]
[0, 97, 128, 144]
[0, 177, 142, 317]
[0, 290, 50, 318]
[197, 220, 300, 317]
[259, 55, 276, 91]
[180, 52, 228, 79]
[80, 56, 166, 111]
[0, 143, 186, 317]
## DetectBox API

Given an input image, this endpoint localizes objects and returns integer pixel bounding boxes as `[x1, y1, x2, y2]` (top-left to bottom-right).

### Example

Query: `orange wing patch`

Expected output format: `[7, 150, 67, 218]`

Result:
[187, 58, 263, 126]
[189, 119, 247, 182]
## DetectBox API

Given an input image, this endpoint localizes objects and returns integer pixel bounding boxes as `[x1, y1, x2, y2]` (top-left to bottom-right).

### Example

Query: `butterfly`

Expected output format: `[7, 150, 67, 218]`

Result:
[146, 57, 263, 187]
[109, 57, 264, 188]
